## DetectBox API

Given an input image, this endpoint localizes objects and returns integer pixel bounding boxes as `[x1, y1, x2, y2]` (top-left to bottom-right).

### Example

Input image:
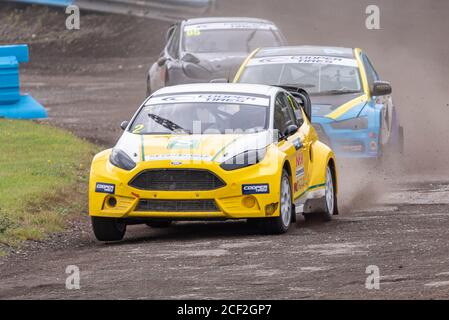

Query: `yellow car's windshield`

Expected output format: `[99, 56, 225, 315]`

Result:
[130, 94, 270, 135]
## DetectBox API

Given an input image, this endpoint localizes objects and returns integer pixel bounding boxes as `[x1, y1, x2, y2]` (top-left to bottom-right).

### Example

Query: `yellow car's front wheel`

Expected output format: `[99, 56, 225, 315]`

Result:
[91, 216, 126, 241]
[259, 169, 293, 234]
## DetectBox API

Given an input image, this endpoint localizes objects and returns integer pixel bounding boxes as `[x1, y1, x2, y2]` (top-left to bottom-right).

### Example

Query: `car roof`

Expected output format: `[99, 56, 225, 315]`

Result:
[256, 46, 355, 58]
[151, 83, 278, 97]
[184, 17, 277, 26]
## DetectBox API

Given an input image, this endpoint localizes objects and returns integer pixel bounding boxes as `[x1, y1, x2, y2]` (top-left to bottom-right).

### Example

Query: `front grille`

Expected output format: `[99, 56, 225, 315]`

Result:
[129, 169, 226, 191]
[135, 199, 219, 212]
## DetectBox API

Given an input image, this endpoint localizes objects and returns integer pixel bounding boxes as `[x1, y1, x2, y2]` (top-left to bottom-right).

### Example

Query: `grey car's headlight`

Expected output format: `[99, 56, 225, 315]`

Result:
[330, 117, 368, 130]
[220, 148, 267, 171]
[109, 148, 136, 171]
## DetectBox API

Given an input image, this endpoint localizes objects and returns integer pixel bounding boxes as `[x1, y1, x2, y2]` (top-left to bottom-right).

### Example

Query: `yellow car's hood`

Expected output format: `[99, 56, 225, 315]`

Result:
[115, 131, 273, 164]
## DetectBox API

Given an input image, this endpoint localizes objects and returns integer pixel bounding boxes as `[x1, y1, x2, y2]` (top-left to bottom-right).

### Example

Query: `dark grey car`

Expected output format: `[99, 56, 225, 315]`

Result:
[146, 17, 287, 95]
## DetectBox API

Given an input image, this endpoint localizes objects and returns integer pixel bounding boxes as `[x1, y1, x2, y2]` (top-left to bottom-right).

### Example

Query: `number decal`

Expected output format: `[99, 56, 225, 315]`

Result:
[185, 29, 201, 37]
[132, 124, 144, 134]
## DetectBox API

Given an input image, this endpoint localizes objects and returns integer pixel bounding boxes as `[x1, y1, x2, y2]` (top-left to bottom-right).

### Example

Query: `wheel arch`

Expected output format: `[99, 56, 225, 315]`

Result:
[309, 141, 338, 194]
[282, 159, 293, 190]
[327, 156, 338, 195]
[281, 159, 296, 222]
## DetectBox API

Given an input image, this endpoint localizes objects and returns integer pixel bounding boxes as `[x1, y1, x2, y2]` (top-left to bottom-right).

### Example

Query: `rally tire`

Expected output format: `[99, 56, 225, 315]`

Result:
[91, 217, 126, 241]
[261, 169, 293, 234]
[321, 165, 337, 222]
[398, 125, 405, 155]
[146, 220, 173, 228]
[303, 165, 337, 222]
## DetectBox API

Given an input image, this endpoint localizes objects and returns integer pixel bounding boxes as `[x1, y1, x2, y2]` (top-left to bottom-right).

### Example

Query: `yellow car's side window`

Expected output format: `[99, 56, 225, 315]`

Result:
[287, 94, 304, 127]
[287, 95, 297, 109]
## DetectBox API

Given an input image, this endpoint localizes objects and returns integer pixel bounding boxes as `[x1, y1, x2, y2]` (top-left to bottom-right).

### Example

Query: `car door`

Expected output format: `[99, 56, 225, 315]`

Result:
[286, 93, 312, 197]
[151, 24, 181, 90]
[273, 92, 308, 199]
[361, 52, 393, 145]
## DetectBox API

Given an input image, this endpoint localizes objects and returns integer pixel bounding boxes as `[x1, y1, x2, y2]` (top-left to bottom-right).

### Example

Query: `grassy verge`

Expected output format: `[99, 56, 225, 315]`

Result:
[0, 120, 99, 255]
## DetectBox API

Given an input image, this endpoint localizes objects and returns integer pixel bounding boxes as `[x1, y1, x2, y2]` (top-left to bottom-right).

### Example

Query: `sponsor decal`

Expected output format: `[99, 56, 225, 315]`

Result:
[242, 184, 269, 195]
[248, 55, 358, 67]
[184, 22, 277, 32]
[147, 94, 269, 107]
[167, 138, 200, 150]
[145, 154, 212, 161]
[342, 144, 364, 152]
[295, 153, 306, 190]
[293, 138, 303, 150]
[296, 152, 304, 167]
[296, 167, 305, 178]
[95, 183, 115, 194]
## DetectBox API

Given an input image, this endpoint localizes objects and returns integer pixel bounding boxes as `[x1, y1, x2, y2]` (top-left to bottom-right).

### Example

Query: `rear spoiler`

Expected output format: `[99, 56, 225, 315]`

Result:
[275, 85, 312, 121]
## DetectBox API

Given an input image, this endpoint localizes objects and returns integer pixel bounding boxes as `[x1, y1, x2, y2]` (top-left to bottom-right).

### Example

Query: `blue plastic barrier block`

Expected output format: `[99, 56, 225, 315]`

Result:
[8, 0, 74, 7]
[0, 95, 48, 119]
[0, 44, 47, 119]
[0, 56, 20, 103]
[0, 44, 29, 63]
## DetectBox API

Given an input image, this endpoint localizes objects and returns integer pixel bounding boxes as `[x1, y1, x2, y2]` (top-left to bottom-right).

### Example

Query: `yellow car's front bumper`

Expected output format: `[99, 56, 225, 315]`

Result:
[89, 150, 283, 220]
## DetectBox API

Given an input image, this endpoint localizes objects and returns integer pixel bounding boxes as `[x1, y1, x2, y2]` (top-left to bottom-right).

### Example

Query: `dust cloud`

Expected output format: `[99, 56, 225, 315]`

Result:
[215, 0, 449, 174]
[214, 0, 449, 210]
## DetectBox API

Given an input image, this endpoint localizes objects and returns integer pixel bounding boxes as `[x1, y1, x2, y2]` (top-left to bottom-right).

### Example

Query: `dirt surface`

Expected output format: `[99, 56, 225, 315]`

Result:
[1, 1, 449, 299]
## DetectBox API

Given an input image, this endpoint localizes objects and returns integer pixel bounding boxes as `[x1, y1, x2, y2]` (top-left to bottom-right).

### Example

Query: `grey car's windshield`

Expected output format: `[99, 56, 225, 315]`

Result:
[239, 57, 363, 95]
[183, 27, 283, 53]
[130, 100, 269, 135]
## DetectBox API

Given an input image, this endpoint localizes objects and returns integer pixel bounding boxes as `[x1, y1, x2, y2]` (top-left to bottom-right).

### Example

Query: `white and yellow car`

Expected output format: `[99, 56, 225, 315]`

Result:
[89, 83, 338, 241]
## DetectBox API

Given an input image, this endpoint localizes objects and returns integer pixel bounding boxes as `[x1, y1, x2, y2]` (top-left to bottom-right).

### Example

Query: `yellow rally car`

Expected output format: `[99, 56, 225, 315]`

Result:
[89, 83, 338, 241]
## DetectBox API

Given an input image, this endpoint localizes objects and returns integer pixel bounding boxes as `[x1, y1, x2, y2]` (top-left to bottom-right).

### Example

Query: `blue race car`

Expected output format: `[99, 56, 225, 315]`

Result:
[235, 46, 404, 159]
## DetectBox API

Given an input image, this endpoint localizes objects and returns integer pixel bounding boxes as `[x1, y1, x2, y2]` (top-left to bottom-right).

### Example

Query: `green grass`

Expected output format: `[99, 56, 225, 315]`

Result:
[0, 120, 98, 252]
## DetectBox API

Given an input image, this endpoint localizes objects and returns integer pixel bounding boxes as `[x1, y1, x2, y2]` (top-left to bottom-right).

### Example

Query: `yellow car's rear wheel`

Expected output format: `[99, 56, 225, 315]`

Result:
[304, 164, 336, 222]
[323, 166, 335, 221]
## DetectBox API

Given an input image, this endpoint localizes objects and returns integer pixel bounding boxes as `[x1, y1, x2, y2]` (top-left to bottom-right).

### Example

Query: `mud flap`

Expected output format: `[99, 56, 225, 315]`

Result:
[291, 203, 297, 222]
[303, 197, 327, 214]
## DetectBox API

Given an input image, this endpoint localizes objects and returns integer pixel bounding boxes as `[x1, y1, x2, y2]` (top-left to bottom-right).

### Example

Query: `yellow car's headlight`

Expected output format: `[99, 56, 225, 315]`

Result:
[220, 148, 267, 171]
[109, 148, 136, 171]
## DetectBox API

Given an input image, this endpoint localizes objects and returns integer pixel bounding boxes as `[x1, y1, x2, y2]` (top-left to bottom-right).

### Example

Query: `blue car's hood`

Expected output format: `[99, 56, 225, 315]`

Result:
[310, 92, 367, 122]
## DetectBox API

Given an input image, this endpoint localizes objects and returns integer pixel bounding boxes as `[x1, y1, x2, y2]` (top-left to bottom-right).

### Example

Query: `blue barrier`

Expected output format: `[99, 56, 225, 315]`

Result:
[0, 44, 47, 119]
[10, 0, 73, 6]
